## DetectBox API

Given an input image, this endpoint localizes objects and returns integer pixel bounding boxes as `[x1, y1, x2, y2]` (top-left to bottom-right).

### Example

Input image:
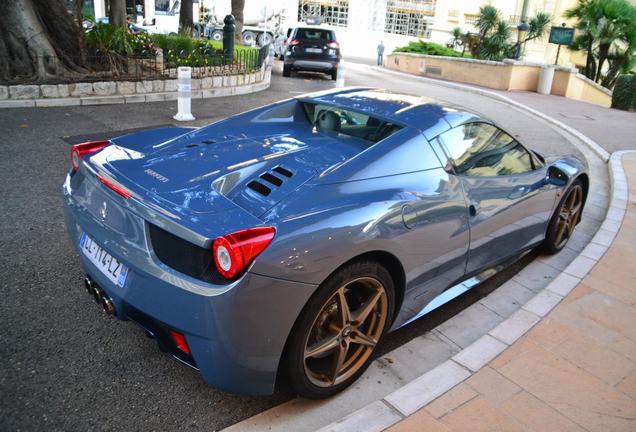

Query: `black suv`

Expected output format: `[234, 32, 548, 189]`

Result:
[282, 27, 341, 80]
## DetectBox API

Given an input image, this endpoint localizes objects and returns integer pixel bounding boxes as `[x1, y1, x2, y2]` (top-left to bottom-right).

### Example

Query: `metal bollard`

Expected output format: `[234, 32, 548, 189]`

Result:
[173, 66, 195, 122]
[336, 61, 345, 88]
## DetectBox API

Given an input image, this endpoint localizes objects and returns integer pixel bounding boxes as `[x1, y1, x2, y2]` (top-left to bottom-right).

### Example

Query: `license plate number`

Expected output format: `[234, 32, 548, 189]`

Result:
[80, 233, 128, 288]
[305, 48, 322, 53]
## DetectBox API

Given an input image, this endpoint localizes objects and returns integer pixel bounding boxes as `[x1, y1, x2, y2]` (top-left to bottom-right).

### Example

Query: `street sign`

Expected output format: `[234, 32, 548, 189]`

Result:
[549, 26, 575, 46]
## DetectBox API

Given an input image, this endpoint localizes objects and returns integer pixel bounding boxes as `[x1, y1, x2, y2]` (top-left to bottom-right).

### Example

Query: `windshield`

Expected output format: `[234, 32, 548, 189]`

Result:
[302, 102, 402, 144]
[296, 28, 335, 41]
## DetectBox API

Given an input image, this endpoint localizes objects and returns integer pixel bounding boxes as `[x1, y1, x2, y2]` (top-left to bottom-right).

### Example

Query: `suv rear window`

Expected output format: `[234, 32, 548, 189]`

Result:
[302, 102, 402, 144]
[295, 28, 335, 41]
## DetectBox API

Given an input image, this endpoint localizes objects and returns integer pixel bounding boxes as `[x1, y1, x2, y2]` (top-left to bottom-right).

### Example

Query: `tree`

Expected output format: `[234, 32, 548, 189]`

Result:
[0, 0, 83, 82]
[232, 0, 245, 44]
[108, 0, 127, 29]
[450, 27, 463, 50]
[473, 5, 550, 61]
[179, 0, 194, 35]
[565, 0, 636, 86]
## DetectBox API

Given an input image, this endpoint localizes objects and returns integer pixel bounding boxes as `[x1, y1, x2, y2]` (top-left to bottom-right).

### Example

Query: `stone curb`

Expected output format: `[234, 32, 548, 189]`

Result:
[316, 150, 632, 432]
[0, 75, 271, 109]
[372, 65, 611, 162]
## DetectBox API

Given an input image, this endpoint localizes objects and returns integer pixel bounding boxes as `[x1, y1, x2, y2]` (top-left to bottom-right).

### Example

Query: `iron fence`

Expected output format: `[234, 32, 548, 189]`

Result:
[1, 44, 270, 85]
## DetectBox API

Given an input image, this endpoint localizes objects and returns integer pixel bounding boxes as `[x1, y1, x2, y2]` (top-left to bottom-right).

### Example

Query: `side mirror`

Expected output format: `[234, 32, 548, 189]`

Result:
[546, 165, 569, 186]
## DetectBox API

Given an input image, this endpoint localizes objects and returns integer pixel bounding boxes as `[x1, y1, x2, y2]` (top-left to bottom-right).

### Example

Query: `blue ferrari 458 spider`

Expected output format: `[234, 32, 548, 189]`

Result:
[63, 88, 588, 398]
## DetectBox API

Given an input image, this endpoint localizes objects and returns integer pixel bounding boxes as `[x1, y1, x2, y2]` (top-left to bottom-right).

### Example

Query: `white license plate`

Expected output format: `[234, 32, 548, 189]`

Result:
[80, 233, 128, 288]
[305, 48, 322, 53]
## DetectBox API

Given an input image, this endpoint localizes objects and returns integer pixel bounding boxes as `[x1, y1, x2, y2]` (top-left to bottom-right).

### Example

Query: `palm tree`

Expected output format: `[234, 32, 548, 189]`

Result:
[565, 0, 636, 85]
[450, 27, 463, 50]
[231, 0, 245, 44]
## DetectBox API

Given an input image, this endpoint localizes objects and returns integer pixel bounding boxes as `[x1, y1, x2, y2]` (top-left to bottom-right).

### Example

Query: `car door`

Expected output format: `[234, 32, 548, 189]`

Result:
[437, 122, 556, 274]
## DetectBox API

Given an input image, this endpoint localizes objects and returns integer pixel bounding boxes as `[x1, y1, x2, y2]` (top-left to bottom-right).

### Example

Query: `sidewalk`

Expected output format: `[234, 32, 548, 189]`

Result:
[386, 153, 636, 432]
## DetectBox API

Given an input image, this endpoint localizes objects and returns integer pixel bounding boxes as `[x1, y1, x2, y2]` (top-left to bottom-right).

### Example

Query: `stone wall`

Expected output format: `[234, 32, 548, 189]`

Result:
[0, 65, 270, 108]
[386, 52, 612, 108]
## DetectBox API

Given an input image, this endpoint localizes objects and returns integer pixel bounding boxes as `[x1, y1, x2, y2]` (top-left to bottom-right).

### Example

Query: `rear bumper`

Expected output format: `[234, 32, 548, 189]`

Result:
[62, 175, 318, 395]
[286, 56, 339, 72]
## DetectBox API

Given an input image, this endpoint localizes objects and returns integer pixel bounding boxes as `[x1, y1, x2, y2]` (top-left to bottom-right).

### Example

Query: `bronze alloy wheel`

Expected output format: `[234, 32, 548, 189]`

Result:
[303, 276, 388, 387]
[555, 183, 584, 249]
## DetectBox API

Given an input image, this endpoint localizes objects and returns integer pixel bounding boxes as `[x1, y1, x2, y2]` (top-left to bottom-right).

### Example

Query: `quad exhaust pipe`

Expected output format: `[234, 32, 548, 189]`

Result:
[83, 277, 115, 315]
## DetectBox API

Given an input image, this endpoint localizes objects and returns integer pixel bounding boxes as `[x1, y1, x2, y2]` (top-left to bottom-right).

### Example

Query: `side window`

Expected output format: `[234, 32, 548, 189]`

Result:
[439, 123, 534, 177]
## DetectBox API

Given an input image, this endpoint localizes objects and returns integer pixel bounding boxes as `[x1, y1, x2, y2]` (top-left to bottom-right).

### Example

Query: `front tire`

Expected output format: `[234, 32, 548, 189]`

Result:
[542, 179, 584, 254]
[283, 64, 291, 77]
[285, 261, 394, 399]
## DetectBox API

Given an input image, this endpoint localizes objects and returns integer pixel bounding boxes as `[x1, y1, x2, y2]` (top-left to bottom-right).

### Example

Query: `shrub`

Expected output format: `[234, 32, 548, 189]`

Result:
[611, 74, 636, 111]
[393, 40, 466, 57]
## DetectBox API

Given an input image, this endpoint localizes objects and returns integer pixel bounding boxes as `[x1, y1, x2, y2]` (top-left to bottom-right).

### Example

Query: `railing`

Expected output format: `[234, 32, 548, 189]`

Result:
[0, 44, 270, 85]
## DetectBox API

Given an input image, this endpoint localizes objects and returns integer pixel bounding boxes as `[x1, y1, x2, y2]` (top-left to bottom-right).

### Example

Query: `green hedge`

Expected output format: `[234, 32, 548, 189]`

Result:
[393, 40, 467, 58]
[611, 74, 636, 111]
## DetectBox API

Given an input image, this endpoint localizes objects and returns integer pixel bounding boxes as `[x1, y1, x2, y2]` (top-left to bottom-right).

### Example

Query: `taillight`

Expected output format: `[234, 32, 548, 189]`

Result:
[327, 41, 339, 49]
[96, 174, 132, 199]
[289, 38, 300, 46]
[71, 140, 109, 171]
[212, 227, 275, 280]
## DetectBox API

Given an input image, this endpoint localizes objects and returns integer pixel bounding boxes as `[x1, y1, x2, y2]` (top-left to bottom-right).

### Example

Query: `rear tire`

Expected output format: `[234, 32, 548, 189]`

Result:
[331, 69, 338, 81]
[283, 65, 291, 77]
[542, 179, 584, 254]
[285, 260, 394, 399]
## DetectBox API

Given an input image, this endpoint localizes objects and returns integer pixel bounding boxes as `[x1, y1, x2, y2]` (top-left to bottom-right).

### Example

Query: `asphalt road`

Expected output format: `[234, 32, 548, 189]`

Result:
[0, 60, 582, 431]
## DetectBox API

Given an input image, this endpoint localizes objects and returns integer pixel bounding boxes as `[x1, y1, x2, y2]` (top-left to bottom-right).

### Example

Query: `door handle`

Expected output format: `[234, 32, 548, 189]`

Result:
[469, 204, 477, 217]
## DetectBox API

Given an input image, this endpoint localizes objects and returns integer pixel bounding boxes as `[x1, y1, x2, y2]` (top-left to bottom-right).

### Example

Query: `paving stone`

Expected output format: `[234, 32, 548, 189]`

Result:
[436, 302, 504, 348]
[117, 81, 136, 95]
[92, 81, 117, 96]
[386, 409, 449, 432]
[522, 289, 563, 317]
[580, 242, 609, 261]
[152, 80, 164, 92]
[316, 401, 401, 432]
[0, 99, 36, 108]
[591, 228, 617, 246]
[512, 260, 561, 293]
[489, 309, 540, 345]
[546, 272, 581, 297]
[201, 77, 213, 89]
[502, 391, 587, 432]
[583, 270, 636, 306]
[69, 82, 93, 97]
[537, 246, 579, 271]
[0, 85, 7, 99]
[479, 279, 536, 318]
[145, 93, 168, 102]
[452, 335, 507, 372]
[466, 366, 522, 405]
[425, 383, 477, 419]
[40, 84, 60, 98]
[212, 76, 222, 87]
[135, 80, 153, 93]
[124, 94, 145, 103]
[377, 331, 461, 383]
[191, 78, 201, 90]
[57, 84, 70, 97]
[163, 80, 178, 92]
[384, 360, 471, 416]
[600, 218, 622, 233]
[616, 371, 636, 400]
[497, 344, 636, 431]
[9, 85, 40, 99]
[440, 397, 525, 432]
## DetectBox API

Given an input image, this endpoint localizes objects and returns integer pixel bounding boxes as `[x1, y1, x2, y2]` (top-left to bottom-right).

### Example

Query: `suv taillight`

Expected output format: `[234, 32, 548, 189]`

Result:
[289, 38, 300, 46]
[327, 41, 339, 49]
[212, 227, 275, 280]
[71, 140, 109, 171]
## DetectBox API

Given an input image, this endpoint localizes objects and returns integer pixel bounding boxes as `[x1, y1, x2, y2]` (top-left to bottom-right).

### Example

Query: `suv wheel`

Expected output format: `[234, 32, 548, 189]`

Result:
[283, 65, 292, 77]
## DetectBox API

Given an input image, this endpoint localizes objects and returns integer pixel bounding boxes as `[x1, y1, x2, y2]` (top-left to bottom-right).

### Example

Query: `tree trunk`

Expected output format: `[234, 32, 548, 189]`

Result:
[585, 34, 594, 79]
[0, 0, 83, 82]
[179, 0, 193, 35]
[231, 0, 245, 45]
[595, 43, 610, 83]
[75, 0, 87, 65]
[108, 0, 127, 29]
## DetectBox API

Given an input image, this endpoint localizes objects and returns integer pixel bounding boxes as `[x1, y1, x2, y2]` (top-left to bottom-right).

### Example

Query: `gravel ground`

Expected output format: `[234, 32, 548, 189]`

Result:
[0, 61, 582, 431]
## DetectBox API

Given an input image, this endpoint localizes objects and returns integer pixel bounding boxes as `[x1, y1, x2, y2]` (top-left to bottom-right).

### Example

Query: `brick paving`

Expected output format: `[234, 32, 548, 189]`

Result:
[386, 154, 636, 432]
